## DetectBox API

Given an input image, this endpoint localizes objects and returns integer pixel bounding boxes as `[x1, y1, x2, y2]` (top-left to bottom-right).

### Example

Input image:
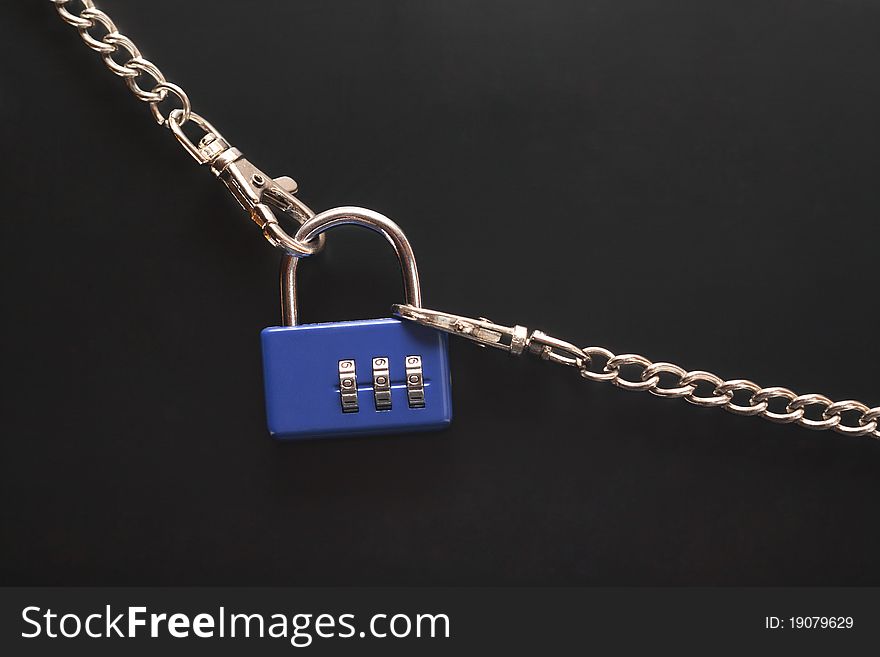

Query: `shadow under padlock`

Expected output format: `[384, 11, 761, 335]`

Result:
[261, 207, 453, 439]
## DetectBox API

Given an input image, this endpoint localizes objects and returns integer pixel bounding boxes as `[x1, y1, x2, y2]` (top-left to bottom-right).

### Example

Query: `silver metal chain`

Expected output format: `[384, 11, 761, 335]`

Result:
[394, 306, 880, 440]
[577, 347, 879, 438]
[51, 0, 324, 258]
[52, 0, 195, 128]
[54, 1, 878, 441]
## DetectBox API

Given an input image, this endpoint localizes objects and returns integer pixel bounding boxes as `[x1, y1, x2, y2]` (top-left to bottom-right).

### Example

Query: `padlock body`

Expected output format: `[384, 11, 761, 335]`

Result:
[261, 318, 452, 439]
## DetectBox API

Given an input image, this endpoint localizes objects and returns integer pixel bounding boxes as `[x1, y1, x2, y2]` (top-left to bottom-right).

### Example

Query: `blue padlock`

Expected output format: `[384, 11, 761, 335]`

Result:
[261, 207, 453, 439]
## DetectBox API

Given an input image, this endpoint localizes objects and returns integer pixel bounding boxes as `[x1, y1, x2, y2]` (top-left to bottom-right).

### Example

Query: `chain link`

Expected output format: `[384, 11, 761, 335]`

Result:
[567, 340, 879, 438]
[52, 1, 195, 130]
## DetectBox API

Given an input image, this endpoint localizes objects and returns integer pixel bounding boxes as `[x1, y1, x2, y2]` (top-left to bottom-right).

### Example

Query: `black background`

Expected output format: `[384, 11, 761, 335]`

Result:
[2, 0, 879, 586]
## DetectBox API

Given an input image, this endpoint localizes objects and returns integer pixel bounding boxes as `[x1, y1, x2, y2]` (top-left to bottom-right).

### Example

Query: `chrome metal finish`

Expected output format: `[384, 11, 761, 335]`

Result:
[396, 305, 880, 440]
[53, 0, 188, 119]
[149, 82, 191, 125]
[208, 148, 325, 257]
[405, 356, 426, 409]
[372, 357, 392, 411]
[282, 207, 422, 326]
[338, 359, 359, 413]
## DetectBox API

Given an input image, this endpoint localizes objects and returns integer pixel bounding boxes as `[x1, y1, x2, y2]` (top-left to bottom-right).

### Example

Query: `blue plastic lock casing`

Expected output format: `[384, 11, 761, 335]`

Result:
[261, 318, 452, 439]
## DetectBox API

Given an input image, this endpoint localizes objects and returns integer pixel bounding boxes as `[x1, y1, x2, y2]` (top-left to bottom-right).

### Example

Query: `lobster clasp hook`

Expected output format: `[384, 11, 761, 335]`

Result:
[210, 150, 325, 256]
[166, 109, 324, 256]
[392, 305, 530, 355]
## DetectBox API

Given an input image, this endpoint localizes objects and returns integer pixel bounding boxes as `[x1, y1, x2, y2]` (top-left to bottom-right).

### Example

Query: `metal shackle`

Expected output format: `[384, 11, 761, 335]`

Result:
[280, 206, 422, 326]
